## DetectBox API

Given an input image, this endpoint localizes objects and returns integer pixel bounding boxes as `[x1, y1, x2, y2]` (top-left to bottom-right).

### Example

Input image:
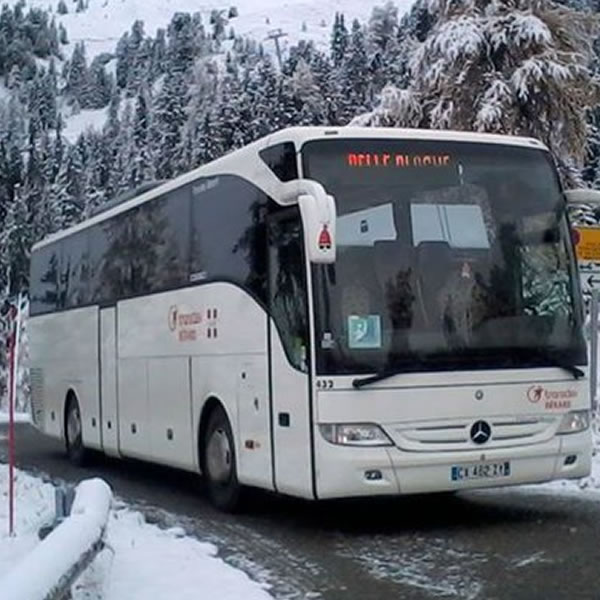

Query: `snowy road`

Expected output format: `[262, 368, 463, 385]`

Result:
[2, 423, 600, 600]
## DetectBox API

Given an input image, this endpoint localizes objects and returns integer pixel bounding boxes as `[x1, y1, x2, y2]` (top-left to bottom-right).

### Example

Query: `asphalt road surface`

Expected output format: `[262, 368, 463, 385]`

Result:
[2, 422, 600, 600]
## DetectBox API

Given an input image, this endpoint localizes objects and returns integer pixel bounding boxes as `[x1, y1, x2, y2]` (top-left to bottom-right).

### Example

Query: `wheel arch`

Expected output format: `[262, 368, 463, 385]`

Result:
[197, 396, 232, 474]
[63, 387, 80, 442]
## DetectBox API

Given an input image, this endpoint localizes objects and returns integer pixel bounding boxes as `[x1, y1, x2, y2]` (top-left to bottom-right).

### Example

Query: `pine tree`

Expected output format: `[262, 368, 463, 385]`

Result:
[167, 12, 196, 75]
[336, 19, 371, 124]
[131, 88, 154, 187]
[65, 42, 88, 105]
[152, 71, 186, 179]
[57, 0, 68, 15]
[356, 0, 600, 185]
[331, 13, 349, 68]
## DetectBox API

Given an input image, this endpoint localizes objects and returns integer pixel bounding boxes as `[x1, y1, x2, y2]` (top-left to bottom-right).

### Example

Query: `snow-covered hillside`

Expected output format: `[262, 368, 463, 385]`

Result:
[10, 0, 415, 59]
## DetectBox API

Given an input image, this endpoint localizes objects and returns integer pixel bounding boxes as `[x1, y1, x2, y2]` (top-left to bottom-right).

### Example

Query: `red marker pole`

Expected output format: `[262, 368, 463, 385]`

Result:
[7, 304, 17, 537]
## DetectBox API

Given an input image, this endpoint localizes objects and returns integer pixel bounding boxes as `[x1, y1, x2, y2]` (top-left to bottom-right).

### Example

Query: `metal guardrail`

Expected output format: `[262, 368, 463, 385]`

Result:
[0, 479, 112, 600]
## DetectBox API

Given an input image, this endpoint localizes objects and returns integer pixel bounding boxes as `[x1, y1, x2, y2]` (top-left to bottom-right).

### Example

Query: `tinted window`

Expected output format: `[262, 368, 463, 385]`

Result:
[191, 175, 268, 302]
[145, 188, 190, 293]
[89, 187, 191, 303]
[60, 231, 90, 308]
[259, 143, 298, 182]
[269, 212, 308, 371]
[30, 244, 60, 315]
[89, 209, 133, 303]
[303, 139, 585, 375]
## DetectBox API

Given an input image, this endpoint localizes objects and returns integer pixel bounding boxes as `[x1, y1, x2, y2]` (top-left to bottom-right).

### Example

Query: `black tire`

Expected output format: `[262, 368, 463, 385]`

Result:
[201, 406, 243, 512]
[65, 395, 88, 467]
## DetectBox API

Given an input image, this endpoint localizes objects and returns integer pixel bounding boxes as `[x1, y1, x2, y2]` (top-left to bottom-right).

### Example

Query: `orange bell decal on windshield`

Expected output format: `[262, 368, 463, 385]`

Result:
[318, 224, 332, 251]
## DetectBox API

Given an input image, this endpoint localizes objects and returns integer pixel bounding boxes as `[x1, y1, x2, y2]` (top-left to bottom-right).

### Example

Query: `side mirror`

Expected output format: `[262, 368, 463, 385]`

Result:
[565, 189, 600, 205]
[298, 193, 336, 264]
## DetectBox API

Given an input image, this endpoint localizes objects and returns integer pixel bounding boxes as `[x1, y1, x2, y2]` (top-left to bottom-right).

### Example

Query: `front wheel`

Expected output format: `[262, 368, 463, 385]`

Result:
[65, 395, 88, 467]
[201, 406, 243, 512]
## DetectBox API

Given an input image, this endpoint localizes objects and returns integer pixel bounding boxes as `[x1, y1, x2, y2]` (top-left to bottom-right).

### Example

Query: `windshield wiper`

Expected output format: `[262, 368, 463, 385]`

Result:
[352, 352, 585, 389]
[352, 370, 408, 389]
[530, 349, 585, 380]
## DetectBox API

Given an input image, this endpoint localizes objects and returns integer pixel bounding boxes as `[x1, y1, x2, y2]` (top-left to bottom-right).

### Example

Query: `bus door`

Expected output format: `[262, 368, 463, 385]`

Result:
[99, 307, 119, 456]
[268, 211, 314, 498]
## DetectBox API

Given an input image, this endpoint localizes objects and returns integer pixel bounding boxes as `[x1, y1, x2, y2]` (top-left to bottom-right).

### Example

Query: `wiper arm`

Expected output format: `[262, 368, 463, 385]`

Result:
[549, 363, 584, 380]
[531, 350, 585, 380]
[352, 370, 406, 389]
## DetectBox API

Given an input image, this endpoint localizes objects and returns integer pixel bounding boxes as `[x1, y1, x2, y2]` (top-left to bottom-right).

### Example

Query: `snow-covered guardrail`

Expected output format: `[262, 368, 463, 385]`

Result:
[1, 478, 112, 600]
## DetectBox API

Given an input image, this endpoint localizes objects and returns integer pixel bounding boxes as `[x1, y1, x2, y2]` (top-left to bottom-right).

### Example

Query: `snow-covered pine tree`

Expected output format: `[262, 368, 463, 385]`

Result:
[331, 12, 349, 68]
[336, 19, 371, 124]
[65, 42, 89, 106]
[356, 0, 600, 185]
[152, 70, 186, 179]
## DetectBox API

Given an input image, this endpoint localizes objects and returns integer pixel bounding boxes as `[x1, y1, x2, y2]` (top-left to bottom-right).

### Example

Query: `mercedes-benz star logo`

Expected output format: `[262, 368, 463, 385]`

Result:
[470, 420, 492, 445]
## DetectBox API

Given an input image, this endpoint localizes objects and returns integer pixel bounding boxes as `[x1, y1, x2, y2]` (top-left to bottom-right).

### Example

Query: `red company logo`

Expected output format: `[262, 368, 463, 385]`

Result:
[168, 305, 178, 332]
[527, 385, 544, 404]
[527, 385, 577, 410]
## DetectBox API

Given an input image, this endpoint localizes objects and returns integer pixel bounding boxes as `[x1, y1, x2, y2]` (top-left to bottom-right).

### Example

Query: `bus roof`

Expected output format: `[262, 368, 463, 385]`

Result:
[33, 126, 548, 251]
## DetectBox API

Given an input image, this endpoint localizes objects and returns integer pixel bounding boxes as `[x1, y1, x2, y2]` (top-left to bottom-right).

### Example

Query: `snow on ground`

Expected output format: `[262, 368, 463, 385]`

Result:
[62, 106, 109, 141]
[78, 507, 274, 600]
[9, 0, 415, 59]
[0, 413, 32, 425]
[0, 464, 55, 579]
[0, 463, 273, 600]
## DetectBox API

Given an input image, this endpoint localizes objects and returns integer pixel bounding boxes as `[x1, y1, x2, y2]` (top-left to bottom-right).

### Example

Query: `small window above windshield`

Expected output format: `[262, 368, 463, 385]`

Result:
[259, 142, 298, 182]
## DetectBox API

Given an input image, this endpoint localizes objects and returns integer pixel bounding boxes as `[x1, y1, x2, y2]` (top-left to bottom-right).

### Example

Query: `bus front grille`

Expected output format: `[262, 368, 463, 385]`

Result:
[387, 416, 558, 451]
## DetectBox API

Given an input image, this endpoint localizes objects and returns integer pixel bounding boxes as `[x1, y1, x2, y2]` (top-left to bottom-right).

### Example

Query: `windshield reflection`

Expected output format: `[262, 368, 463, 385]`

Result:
[304, 139, 586, 376]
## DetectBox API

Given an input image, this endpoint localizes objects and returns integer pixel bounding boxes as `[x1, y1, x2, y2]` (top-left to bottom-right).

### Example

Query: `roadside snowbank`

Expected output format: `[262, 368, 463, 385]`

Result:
[92, 508, 274, 600]
[2, 479, 111, 600]
[0, 464, 273, 599]
[0, 464, 55, 578]
[0, 413, 31, 425]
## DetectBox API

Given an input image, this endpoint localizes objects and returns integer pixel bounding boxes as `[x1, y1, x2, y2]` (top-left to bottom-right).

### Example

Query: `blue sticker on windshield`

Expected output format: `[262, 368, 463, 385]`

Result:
[348, 315, 382, 349]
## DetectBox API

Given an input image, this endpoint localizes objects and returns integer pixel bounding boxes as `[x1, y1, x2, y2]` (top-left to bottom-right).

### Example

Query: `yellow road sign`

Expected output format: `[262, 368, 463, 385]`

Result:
[573, 227, 600, 262]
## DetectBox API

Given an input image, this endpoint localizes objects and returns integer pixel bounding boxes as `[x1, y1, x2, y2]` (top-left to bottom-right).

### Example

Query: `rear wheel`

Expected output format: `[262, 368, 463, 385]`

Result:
[201, 406, 242, 512]
[65, 395, 87, 467]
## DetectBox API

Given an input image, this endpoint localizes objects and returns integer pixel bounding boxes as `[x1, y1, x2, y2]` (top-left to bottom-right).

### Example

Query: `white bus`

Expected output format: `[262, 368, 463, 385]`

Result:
[29, 127, 592, 511]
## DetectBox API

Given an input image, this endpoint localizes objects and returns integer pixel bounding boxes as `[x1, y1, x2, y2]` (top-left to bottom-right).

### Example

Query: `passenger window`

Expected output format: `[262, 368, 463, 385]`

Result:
[30, 244, 60, 315]
[60, 231, 90, 308]
[190, 175, 268, 302]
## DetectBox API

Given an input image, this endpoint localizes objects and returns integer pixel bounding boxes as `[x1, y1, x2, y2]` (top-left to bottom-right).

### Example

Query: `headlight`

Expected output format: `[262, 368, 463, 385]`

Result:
[319, 423, 393, 446]
[557, 410, 590, 434]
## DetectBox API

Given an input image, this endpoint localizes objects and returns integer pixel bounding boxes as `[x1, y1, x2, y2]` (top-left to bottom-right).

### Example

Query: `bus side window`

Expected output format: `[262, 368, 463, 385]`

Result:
[190, 176, 268, 303]
[269, 216, 308, 371]
[60, 231, 90, 309]
[30, 244, 60, 315]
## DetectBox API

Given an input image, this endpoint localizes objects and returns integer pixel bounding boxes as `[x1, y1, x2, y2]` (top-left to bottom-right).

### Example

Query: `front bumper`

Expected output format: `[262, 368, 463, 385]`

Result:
[314, 428, 592, 499]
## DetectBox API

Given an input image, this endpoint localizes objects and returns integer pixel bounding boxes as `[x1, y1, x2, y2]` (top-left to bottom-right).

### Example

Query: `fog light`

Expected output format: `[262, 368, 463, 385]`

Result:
[365, 469, 382, 481]
[564, 455, 577, 466]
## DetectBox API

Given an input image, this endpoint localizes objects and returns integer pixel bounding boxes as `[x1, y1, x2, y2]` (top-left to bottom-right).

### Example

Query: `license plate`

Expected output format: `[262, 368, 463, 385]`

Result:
[451, 461, 511, 481]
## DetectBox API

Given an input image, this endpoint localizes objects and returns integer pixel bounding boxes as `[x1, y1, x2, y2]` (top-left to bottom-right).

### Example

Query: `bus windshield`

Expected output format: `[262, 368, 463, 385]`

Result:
[303, 138, 587, 376]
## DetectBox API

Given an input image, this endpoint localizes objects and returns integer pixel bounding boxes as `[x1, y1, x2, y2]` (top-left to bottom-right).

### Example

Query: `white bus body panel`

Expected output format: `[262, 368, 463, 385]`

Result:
[117, 283, 272, 486]
[100, 308, 119, 456]
[270, 331, 313, 498]
[314, 371, 591, 498]
[29, 307, 102, 450]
